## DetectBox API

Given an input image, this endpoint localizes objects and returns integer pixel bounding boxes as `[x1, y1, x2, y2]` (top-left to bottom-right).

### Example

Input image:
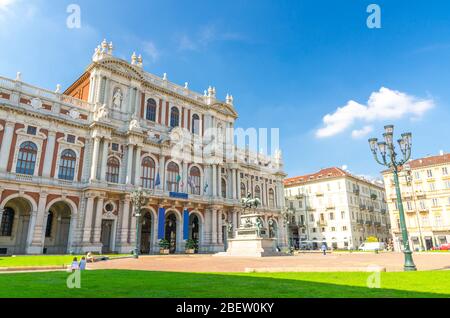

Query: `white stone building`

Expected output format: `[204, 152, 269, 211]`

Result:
[0, 40, 287, 255]
[284, 167, 391, 250]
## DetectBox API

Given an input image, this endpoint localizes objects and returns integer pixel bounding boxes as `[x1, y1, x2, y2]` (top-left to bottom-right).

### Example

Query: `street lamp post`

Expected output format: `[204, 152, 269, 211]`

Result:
[368, 125, 417, 271]
[130, 188, 149, 259]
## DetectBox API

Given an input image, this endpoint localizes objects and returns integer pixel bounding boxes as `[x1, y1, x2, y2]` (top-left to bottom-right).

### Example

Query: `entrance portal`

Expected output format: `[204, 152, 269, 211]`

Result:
[140, 212, 152, 254]
[165, 213, 177, 254]
[101, 220, 113, 253]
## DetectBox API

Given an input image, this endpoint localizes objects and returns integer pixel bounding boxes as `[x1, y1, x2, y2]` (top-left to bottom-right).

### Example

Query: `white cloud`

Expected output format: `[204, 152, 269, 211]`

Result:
[351, 125, 373, 139]
[142, 41, 160, 63]
[316, 87, 434, 138]
[178, 24, 244, 52]
[178, 35, 197, 51]
[0, 0, 16, 11]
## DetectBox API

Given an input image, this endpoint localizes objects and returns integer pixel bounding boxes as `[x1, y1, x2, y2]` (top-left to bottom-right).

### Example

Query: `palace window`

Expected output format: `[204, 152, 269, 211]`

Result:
[189, 166, 201, 195]
[0, 207, 14, 236]
[58, 149, 77, 181]
[16, 141, 38, 175]
[66, 134, 76, 143]
[255, 185, 261, 200]
[146, 98, 157, 122]
[141, 157, 156, 189]
[192, 114, 200, 135]
[106, 157, 120, 183]
[170, 107, 179, 128]
[27, 126, 37, 135]
[111, 143, 119, 152]
[45, 212, 53, 237]
[221, 178, 227, 198]
[240, 183, 246, 198]
[268, 188, 275, 207]
[166, 161, 179, 192]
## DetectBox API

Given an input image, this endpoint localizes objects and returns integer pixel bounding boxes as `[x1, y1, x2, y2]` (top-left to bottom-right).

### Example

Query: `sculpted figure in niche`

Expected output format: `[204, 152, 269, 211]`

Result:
[113, 88, 123, 109]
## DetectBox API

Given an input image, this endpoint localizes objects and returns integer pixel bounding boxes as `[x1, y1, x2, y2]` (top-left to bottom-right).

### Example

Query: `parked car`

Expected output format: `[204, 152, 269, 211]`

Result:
[433, 243, 450, 251]
[358, 242, 386, 251]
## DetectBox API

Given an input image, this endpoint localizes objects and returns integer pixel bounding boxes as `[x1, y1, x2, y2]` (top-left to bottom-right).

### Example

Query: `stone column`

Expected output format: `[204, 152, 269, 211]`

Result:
[42, 131, 56, 178]
[66, 214, 77, 253]
[232, 210, 238, 236]
[0, 122, 15, 172]
[126, 144, 134, 184]
[93, 196, 105, 243]
[237, 170, 241, 199]
[159, 155, 166, 191]
[182, 161, 188, 193]
[82, 196, 95, 243]
[212, 209, 218, 244]
[134, 145, 141, 186]
[0, 208, 4, 229]
[100, 139, 109, 182]
[90, 137, 100, 181]
[218, 211, 223, 244]
[120, 197, 131, 244]
[212, 164, 217, 197]
[25, 210, 38, 253]
[30, 193, 48, 249]
[218, 166, 222, 198]
[232, 169, 237, 199]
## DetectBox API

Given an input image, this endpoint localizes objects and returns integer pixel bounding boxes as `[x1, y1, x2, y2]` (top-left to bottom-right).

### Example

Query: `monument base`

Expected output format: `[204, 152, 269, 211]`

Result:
[214, 213, 287, 257]
[214, 237, 285, 257]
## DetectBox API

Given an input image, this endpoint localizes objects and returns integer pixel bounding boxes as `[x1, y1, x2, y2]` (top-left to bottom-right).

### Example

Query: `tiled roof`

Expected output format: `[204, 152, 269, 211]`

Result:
[284, 167, 384, 189]
[408, 153, 450, 169]
[381, 153, 450, 174]
[284, 167, 350, 187]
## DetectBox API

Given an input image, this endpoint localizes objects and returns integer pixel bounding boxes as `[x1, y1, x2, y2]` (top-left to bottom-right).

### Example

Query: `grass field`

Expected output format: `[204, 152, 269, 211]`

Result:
[0, 270, 449, 298]
[0, 255, 129, 267]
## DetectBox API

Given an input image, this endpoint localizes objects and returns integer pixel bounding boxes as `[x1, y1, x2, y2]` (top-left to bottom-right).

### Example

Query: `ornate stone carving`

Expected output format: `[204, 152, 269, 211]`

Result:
[30, 97, 42, 110]
[112, 88, 123, 109]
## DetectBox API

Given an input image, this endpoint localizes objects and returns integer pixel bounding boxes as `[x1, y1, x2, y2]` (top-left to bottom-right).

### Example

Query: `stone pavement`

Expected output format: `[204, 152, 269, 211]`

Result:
[88, 252, 450, 272]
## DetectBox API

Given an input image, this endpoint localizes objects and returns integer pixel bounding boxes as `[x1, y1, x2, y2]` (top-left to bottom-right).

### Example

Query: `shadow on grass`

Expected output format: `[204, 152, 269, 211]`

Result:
[0, 270, 448, 298]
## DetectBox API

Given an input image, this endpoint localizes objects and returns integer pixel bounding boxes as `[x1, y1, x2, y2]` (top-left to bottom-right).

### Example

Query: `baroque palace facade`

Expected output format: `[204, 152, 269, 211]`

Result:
[0, 40, 287, 255]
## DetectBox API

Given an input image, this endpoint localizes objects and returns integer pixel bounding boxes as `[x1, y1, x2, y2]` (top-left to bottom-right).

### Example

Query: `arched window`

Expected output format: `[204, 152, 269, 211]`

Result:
[141, 157, 155, 189]
[106, 157, 120, 183]
[146, 98, 157, 122]
[0, 207, 14, 236]
[269, 188, 275, 208]
[170, 107, 179, 128]
[58, 149, 77, 181]
[16, 141, 38, 175]
[189, 166, 201, 195]
[45, 211, 53, 237]
[240, 183, 246, 198]
[166, 161, 180, 192]
[221, 178, 227, 198]
[255, 185, 261, 199]
[191, 114, 200, 135]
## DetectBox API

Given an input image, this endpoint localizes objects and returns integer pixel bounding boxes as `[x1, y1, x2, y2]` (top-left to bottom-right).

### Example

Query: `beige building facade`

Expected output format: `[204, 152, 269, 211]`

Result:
[284, 167, 391, 250]
[382, 153, 450, 251]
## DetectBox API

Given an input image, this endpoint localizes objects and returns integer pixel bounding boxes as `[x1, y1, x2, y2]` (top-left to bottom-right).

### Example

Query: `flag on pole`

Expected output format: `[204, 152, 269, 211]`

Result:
[203, 182, 209, 193]
[176, 174, 181, 183]
[155, 172, 161, 187]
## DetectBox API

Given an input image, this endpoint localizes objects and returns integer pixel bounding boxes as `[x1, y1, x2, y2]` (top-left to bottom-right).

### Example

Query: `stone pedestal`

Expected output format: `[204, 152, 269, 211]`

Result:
[214, 213, 286, 258]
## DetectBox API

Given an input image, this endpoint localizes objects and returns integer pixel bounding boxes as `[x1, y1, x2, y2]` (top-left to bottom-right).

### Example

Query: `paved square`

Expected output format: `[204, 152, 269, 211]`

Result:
[89, 252, 450, 272]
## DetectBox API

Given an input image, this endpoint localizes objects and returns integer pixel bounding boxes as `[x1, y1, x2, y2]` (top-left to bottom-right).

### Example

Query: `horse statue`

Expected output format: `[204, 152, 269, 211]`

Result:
[241, 192, 261, 213]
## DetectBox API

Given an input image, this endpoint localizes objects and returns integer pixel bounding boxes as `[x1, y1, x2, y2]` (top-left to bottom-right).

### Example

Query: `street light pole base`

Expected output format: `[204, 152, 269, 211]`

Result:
[403, 250, 417, 271]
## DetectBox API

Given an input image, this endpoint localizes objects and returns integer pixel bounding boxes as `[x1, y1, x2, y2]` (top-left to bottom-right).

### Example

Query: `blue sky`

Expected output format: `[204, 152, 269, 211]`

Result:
[1, 0, 449, 179]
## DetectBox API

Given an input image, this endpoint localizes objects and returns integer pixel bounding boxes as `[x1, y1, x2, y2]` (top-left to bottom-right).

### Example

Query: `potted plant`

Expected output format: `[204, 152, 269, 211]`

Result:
[185, 239, 198, 254]
[159, 239, 170, 254]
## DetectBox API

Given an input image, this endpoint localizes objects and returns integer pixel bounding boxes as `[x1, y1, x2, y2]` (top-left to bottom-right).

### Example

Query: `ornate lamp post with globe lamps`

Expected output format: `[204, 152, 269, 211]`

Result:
[130, 187, 149, 259]
[368, 125, 417, 271]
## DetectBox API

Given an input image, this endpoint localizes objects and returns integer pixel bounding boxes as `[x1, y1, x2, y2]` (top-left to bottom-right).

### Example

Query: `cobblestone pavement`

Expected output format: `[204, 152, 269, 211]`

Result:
[89, 252, 450, 272]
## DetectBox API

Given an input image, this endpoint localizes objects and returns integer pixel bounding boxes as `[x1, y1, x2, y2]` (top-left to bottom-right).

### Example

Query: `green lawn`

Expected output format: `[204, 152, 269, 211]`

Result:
[0, 270, 449, 298]
[0, 255, 129, 267]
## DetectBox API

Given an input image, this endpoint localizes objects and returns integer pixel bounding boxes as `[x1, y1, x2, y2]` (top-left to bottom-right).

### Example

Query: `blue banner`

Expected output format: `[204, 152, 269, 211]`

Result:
[183, 209, 189, 241]
[158, 207, 165, 240]
[169, 192, 188, 199]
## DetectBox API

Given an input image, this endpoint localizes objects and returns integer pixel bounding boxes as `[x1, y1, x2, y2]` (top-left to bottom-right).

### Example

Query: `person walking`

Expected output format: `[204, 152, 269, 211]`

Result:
[321, 243, 327, 255]
[79, 256, 87, 270]
[70, 257, 79, 272]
